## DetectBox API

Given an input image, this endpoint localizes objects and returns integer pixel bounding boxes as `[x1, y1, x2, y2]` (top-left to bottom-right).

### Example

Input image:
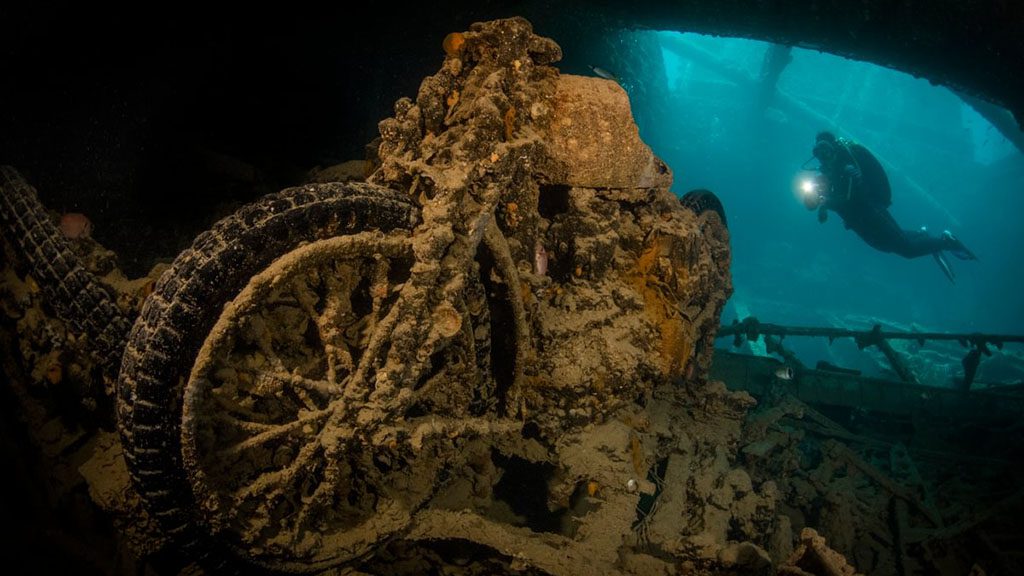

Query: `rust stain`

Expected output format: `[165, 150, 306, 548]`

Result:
[504, 107, 517, 141]
[627, 234, 691, 378]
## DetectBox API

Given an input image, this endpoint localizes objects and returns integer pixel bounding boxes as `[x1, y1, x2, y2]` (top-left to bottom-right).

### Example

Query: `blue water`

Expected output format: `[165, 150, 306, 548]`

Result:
[633, 32, 1024, 381]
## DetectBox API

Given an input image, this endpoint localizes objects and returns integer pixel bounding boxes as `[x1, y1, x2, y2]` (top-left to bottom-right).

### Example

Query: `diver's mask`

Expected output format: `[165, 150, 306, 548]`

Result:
[812, 140, 836, 164]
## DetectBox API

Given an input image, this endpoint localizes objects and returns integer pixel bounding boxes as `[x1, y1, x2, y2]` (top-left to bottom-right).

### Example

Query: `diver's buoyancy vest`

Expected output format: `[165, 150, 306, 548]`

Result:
[838, 138, 892, 208]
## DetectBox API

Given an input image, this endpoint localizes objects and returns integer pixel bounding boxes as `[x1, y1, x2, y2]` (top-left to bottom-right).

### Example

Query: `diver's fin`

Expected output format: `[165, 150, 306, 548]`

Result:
[933, 251, 956, 284]
[942, 230, 977, 261]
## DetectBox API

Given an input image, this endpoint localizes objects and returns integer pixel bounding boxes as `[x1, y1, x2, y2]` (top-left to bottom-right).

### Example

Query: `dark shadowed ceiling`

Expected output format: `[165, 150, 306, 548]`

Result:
[1, 1, 1020, 272]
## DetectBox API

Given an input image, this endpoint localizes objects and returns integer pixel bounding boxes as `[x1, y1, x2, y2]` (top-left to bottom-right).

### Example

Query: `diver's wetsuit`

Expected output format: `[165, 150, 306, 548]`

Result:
[817, 139, 952, 259]
[838, 201, 951, 258]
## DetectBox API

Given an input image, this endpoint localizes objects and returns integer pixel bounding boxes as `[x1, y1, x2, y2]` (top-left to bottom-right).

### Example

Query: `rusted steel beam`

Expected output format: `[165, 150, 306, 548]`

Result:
[873, 336, 919, 385]
[711, 351, 1024, 420]
[718, 317, 1024, 347]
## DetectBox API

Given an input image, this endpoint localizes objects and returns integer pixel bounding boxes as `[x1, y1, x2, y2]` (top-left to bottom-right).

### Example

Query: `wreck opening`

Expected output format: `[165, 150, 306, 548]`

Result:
[475, 241, 518, 415]
[577, 27, 1024, 382]
[489, 452, 567, 534]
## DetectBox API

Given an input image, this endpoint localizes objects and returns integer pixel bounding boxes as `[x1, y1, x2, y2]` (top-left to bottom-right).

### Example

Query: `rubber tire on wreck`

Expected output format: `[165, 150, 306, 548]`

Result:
[116, 182, 419, 573]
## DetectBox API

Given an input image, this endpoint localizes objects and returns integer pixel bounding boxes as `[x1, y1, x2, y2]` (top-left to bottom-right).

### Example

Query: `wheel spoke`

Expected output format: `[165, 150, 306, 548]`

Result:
[313, 263, 365, 385]
[212, 411, 277, 434]
[235, 437, 326, 504]
[293, 457, 342, 534]
[369, 254, 393, 331]
[218, 407, 332, 459]
[212, 387, 275, 424]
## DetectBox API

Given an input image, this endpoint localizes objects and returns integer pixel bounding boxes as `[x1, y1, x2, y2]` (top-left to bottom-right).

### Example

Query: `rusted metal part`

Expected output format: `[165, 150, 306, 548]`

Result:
[890, 496, 916, 576]
[871, 335, 919, 385]
[764, 334, 806, 372]
[889, 444, 943, 529]
[748, 394, 945, 532]
[719, 316, 1024, 347]
[711, 351, 1024, 421]
[719, 317, 1024, 391]
[824, 441, 942, 528]
[907, 489, 1024, 545]
[777, 527, 862, 576]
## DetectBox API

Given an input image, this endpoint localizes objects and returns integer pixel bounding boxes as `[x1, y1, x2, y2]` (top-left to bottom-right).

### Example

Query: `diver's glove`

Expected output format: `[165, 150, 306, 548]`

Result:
[843, 164, 862, 183]
[817, 206, 828, 223]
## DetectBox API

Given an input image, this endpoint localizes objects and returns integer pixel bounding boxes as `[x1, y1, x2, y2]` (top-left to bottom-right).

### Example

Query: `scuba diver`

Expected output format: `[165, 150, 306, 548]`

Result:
[800, 131, 976, 283]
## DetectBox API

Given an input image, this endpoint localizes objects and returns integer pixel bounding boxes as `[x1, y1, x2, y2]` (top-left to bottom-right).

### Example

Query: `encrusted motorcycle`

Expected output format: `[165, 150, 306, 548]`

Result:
[1, 17, 734, 574]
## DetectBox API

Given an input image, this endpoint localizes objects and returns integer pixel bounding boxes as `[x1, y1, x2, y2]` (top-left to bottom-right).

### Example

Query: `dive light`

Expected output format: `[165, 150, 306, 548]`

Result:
[795, 171, 828, 210]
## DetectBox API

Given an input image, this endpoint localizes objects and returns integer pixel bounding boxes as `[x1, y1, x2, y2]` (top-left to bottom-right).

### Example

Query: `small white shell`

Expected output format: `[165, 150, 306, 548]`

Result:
[626, 478, 638, 493]
[534, 240, 548, 276]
